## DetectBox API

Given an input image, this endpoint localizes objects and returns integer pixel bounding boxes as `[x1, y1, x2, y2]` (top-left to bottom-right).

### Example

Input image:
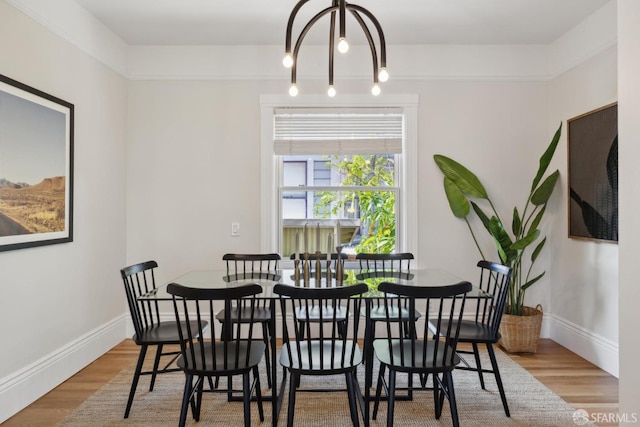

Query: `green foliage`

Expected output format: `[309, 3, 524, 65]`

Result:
[314, 155, 396, 254]
[433, 123, 562, 315]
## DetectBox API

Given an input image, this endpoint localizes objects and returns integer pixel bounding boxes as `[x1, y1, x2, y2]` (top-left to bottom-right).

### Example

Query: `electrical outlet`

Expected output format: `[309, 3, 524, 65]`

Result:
[231, 222, 240, 237]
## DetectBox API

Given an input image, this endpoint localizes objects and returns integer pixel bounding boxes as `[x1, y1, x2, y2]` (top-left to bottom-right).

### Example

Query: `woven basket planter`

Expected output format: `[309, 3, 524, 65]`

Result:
[498, 305, 543, 353]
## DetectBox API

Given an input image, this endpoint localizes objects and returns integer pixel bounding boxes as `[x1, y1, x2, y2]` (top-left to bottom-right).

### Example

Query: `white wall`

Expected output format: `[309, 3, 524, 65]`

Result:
[547, 45, 619, 376]
[126, 79, 284, 281]
[618, 0, 640, 420]
[0, 2, 128, 422]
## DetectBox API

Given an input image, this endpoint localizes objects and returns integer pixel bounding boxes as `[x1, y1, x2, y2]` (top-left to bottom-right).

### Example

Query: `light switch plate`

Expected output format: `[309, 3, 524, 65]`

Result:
[231, 222, 240, 236]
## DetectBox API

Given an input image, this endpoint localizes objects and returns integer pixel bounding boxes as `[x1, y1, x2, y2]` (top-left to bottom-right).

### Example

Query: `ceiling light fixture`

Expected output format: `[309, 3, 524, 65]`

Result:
[283, 0, 388, 97]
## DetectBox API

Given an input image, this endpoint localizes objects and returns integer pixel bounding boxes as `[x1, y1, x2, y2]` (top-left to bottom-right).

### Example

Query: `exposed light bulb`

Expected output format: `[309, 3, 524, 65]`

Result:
[371, 84, 381, 96]
[289, 84, 299, 97]
[378, 67, 389, 82]
[282, 53, 294, 68]
[327, 86, 336, 97]
[337, 38, 349, 53]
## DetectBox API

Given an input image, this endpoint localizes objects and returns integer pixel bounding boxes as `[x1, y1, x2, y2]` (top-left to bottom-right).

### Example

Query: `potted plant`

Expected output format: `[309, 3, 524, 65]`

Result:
[433, 123, 562, 352]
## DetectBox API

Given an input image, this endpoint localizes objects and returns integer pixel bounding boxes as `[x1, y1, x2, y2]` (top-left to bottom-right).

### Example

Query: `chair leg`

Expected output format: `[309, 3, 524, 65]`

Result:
[471, 342, 486, 389]
[262, 322, 272, 388]
[124, 344, 148, 418]
[243, 372, 251, 427]
[431, 374, 439, 417]
[227, 375, 233, 402]
[345, 372, 360, 427]
[486, 343, 510, 417]
[387, 369, 396, 427]
[420, 373, 429, 387]
[194, 376, 204, 421]
[372, 363, 386, 420]
[178, 374, 193, 427]
[287, 372, 298, 427]
[407, 371, 414, 400]
[445, 371, 460, 427]
[189, 377, 197, 418]
[149, 344, 163, 391]
[434, 373, 443, 419]
[253, 366, 265, 422]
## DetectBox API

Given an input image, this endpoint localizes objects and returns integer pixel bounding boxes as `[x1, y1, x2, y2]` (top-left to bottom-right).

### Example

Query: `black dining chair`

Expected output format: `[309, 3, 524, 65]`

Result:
[215, 253, 280, 388]
[290, 252, 348, 276]
[429, 260, 513, 416]
[356, 252, 414, 276]
[356, 252, 420, 399]
[274, 283, 369, 427]
[168, 282, 265, 427]
[120, 260, 207, 418]
[372, 281, 472, 427]
[289, 251, 349, 339]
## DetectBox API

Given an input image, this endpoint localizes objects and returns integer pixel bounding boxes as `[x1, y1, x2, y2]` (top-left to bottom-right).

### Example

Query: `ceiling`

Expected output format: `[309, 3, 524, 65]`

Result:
[73, 0, 611, 47]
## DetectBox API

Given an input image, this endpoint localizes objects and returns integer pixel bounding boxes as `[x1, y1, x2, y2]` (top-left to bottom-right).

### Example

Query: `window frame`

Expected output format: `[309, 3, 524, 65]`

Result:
[260, 94, 419, 266]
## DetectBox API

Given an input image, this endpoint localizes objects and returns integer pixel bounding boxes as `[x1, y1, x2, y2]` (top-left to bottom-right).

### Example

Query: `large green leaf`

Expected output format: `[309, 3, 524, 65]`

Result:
[495, 239, 508, 264]
[531, 123, 562, 192]
[510, 228, 540, 251]
[434, 155, 488, 199]
[522, 271, 545, 291]
[531, 237, 546, 263]
[528, 206, 546, 235]
[471, 201, 491, 231]
[488, 216, 513, 253]
[443, 177, 470, 218]
[512, 207, 522, 236]
[531, 170, 560, 205]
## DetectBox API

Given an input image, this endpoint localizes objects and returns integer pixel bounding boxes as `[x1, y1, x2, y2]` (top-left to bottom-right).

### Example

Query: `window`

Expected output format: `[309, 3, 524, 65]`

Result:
[260, 95, 419, 264]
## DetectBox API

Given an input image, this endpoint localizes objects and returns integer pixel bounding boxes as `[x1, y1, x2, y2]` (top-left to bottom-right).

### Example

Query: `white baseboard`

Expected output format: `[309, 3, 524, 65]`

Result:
[0, 315, 127, 423]
[545, 313, 619, 377]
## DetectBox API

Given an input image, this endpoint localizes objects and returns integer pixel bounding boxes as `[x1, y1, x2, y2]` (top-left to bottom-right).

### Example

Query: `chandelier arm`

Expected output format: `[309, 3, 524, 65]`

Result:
[349, 9, 379, 84]
[329, 11, 336, 86]
[286, 0, 312, 54]
[339, 0, 346, 40]
[347, 4, 387, 68]
[292, 5, 339, 68]
[291, 57, 297, 85]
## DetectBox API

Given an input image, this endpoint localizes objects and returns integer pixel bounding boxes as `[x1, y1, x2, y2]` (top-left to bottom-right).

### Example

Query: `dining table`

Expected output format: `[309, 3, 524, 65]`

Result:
[139, 267, 486, 427]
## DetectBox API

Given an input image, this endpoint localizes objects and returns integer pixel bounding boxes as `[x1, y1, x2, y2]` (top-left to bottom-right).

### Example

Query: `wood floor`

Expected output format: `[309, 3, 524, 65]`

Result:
[2, 339, 618, 426]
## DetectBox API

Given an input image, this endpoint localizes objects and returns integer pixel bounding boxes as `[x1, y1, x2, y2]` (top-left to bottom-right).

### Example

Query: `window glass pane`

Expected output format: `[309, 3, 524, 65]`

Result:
[281, 189, 397, 257]
[283, 161, 306, 186]
[280, 153, 398, 258]
[283, 198, 306, 219]
[313, 160, 331, 185]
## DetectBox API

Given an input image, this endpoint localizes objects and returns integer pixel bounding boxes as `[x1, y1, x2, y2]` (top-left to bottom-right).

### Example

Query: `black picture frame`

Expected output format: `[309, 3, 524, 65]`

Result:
[0, 74, 74, 251]
[567, 102, 617, 242]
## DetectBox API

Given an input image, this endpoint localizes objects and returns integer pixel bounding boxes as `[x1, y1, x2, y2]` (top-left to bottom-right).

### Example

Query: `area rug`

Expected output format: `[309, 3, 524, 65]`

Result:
[57, 349, 594, 427]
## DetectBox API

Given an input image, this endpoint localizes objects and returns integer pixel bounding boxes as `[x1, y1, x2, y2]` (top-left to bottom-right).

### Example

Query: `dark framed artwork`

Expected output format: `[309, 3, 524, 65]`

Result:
[568, 102, 617, 242]
[0, 75, 74, 251]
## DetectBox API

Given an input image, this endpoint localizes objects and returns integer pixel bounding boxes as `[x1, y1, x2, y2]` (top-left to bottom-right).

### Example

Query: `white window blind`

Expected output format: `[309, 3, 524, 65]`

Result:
[273, 107, 403, 155]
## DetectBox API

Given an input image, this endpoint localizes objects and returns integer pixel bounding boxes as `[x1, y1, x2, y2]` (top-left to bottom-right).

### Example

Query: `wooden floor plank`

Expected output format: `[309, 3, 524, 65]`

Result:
[2, 339, 619, 426]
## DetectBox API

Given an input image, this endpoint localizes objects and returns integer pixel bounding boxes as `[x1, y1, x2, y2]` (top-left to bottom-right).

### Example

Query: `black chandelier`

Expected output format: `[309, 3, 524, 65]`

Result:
[283, 0, 388, 97]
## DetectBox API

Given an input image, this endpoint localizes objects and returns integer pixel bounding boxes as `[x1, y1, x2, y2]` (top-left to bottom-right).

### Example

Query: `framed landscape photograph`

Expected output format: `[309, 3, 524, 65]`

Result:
[568, 102, 617, 242]
[0, 75, 74, 252]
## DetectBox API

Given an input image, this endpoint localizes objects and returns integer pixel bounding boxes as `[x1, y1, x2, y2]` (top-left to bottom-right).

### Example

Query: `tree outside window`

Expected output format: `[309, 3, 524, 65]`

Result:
[314, 154, 396, 254]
